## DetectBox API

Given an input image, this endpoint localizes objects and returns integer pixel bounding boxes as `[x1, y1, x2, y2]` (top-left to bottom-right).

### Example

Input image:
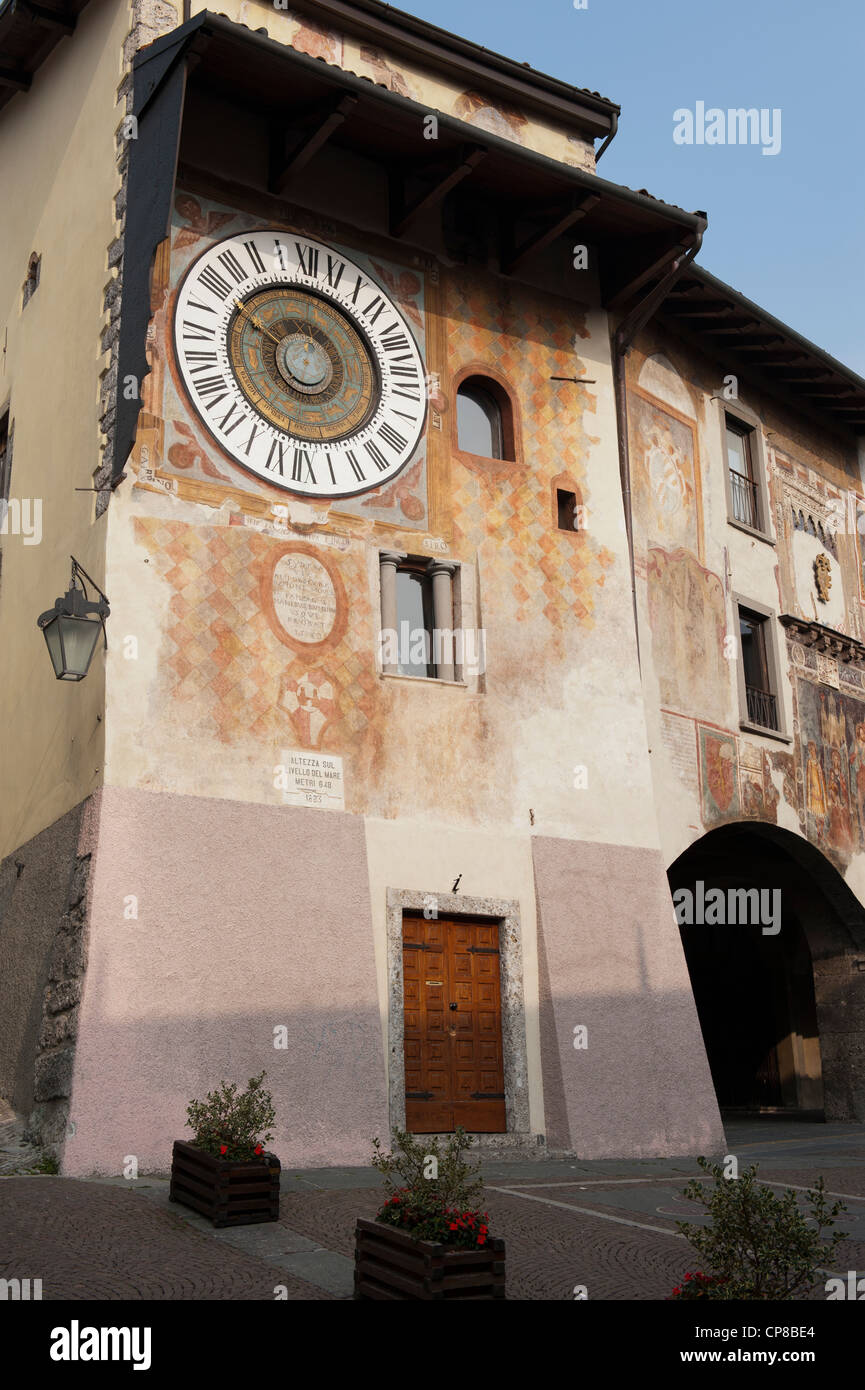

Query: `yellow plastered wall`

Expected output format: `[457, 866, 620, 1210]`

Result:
[0, 0, 132, 859]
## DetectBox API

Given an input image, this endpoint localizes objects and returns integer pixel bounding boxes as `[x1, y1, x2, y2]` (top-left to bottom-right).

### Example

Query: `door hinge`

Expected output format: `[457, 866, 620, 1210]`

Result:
[469, 1092, 505, 1100]
[405, 1091, 434, 1100]
[467, 945, 500, 955]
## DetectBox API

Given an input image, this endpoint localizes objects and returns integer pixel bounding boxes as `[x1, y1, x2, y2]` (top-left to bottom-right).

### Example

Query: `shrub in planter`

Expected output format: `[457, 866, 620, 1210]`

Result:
[170, 1072, 280, 1228]
[670, 1156, 848, 1300]
[669, 1272, 728, 1300]
[354, 1127, 505, 1299]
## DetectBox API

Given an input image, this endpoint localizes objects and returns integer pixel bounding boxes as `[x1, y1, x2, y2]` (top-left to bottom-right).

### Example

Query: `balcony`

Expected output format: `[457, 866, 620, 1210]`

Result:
[730, 468, 760, 530]
[745, 685, 778, 731]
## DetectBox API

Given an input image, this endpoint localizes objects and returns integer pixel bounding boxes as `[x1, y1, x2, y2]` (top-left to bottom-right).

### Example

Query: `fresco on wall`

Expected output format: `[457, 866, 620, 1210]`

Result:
[630, 392, 699, 553]
[158, 192, 430, 528]
[856, 497, 865, 601]
[236, 6, 344, 66]
[172, 196, 236, 251]
[443, 263, 614, 643]
[359, 45, 418, 98]
[454, 92, 528, 143]
[126, 227, 621, 821]
[647, 548, 727, 723]
[797, 676, 865, 855]
[738, 743, 779, 823]
[698, 725, 740, 823]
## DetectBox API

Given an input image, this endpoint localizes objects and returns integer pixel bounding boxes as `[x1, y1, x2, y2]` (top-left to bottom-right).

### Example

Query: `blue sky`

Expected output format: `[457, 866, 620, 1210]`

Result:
[396, 0, 865, 377]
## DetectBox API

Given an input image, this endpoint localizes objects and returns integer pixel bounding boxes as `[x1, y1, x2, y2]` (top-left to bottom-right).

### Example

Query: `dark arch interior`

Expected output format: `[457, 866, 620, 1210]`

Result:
[669, 823, 865, 1119]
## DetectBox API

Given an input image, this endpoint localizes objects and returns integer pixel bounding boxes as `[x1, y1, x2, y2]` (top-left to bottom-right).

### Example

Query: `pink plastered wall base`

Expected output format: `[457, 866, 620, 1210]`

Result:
[63, 786, 389, 1176]
[533, 835, 725, 1158]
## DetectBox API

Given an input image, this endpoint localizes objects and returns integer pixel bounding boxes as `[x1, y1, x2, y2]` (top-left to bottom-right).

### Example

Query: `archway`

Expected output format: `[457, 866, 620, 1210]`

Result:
[669, 823, 865, 1121]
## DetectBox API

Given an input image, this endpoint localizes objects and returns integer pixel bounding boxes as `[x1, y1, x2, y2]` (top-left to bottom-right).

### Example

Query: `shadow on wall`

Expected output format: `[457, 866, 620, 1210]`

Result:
[533, 834, 726, 1160]
[62, 1003, 390, 1177]
[60, 986, 729, 1178]
[0, 800, 91, 1117]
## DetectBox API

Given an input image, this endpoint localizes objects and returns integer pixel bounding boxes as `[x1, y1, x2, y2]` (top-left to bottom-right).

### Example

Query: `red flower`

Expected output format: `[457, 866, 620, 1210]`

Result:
[684, 1273, 692, 1281]
[449, 1223, 458, 1230]
[254, 1144, 263, 1156]
[478, 1235, 486, 1246]
[219, 1145, 228, 1155]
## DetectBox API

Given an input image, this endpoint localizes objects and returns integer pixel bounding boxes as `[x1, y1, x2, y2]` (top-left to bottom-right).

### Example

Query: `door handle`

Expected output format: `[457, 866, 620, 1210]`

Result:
[449, 1002, 457, 1011]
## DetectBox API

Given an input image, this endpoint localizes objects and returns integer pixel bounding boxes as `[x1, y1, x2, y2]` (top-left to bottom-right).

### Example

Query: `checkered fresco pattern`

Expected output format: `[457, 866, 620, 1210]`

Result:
[445, 268, 614, 635]
[133, 518, 379, 748]
[134, 270, 614, 750]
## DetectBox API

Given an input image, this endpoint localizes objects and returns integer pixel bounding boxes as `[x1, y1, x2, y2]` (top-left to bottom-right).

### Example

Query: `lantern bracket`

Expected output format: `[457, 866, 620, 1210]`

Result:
[37, 556, 111, 651]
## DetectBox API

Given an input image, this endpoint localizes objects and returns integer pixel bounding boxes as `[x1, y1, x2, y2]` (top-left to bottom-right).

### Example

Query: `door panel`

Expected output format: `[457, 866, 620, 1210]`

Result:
[402, 914, 506, 1133]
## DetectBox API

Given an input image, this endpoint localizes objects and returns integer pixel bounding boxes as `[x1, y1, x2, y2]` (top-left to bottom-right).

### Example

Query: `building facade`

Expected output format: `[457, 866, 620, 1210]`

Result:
[1, 0, 863, 1175]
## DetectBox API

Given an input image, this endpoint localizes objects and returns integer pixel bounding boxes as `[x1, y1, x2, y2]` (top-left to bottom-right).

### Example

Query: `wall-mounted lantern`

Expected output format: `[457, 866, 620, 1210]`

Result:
[37, 557, 110, 681]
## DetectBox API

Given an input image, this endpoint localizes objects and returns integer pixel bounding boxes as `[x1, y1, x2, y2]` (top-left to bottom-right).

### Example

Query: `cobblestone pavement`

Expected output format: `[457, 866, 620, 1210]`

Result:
[0, 1118, 863, 1300]
[0, 1178, 332, 1300]
[0, 1100, 42, 1176]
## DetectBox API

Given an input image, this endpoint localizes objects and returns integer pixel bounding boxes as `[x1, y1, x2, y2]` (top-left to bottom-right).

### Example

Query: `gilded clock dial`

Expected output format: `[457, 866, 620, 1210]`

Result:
[227, 287, 376, 440]
[173, 231, 427, 498]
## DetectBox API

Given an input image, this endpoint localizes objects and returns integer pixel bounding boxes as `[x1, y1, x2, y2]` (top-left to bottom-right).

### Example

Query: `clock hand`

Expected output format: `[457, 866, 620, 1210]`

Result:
[233, 299, 282, 346]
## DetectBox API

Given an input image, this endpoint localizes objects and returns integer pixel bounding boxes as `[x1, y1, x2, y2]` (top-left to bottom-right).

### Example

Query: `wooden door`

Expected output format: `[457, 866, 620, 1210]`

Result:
[402, 914, 506, 1133]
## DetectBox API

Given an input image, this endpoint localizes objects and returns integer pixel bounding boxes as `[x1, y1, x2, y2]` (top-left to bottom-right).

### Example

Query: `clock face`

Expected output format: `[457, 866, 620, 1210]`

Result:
[173, 231, 427, 498]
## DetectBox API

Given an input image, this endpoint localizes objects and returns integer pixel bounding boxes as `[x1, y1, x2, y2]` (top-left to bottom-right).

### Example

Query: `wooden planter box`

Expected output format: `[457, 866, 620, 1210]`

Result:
[169, 1140, 280, 1228]
[354, 1217, 506, 1300]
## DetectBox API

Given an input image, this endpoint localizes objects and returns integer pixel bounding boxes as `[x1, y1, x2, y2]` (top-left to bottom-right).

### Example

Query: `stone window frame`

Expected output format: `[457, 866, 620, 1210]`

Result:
[733, 590, 791, 743]
[385, 887, 531, 1145]
[717, 398, 774, 545]
[377, 550, 466, 685]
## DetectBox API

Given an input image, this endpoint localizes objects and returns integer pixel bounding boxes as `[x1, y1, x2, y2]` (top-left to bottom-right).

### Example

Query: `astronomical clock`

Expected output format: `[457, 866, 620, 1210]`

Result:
[173, 230, 426, 498]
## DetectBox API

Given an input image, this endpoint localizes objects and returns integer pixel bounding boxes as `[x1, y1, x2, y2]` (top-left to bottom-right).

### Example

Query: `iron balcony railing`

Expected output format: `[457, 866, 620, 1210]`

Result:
[745, 685, 779, 731]
[729, 468, 760, 530]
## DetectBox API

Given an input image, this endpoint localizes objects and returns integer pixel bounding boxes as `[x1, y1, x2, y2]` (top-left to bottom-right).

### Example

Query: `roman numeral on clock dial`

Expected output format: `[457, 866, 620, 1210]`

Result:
[175, 231, 427, 498]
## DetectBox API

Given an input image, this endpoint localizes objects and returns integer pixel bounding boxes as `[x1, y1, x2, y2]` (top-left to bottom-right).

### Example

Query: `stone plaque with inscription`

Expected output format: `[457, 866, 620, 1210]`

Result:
[279, 749, 345, 810]
[272, 552, 337, 645]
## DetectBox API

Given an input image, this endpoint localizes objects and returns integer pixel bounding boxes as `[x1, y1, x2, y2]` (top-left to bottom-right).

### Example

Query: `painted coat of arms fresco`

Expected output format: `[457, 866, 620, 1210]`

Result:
[798, 678, 865, 855]
[630, 393, 699, 553]
[699, 725, 740, 822]
[279, 668, 337, 749]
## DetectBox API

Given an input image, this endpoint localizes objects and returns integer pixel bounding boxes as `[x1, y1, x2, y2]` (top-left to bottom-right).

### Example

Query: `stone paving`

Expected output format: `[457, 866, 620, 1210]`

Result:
[0, 1117, 863, 1300]
[0, 1176, 333, 1300]
[0, 1100, 42, 1176]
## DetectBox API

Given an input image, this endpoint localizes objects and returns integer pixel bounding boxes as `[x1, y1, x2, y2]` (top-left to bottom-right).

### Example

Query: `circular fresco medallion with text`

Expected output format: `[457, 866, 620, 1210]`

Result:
[272, 552, 337, 645]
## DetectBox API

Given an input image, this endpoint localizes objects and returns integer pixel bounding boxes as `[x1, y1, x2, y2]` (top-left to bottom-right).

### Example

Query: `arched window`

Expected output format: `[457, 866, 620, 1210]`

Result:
[457, 377, 506, 459]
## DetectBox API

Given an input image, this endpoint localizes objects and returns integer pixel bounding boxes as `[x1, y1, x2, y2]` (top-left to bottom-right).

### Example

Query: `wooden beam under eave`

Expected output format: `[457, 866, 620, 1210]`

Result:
[17, 1, 76, 35]
[759, 358, 812, 368]
[502, 193, 599, 276]
[727, 340, 789, 352]
[269, 94, 357, 197]
[774, 373, 833, 385]
[669, 307, 737, 320]
[0, 66, 31, 90]
[802, 388, 860, 399]
[606, 238, 693, 311]
[390, 145, 486, 238]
